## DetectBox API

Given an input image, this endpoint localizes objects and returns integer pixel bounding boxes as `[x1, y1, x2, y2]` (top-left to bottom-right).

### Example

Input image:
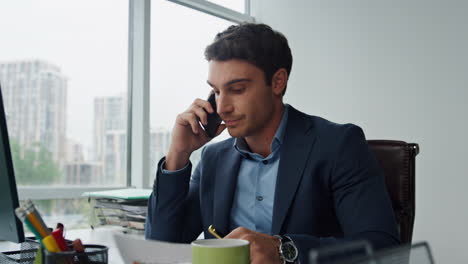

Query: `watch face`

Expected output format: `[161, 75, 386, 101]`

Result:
[282, 241, 298, 261]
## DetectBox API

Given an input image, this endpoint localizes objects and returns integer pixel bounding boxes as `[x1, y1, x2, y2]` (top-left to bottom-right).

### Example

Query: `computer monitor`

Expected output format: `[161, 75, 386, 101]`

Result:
[0, 83, 25, 243]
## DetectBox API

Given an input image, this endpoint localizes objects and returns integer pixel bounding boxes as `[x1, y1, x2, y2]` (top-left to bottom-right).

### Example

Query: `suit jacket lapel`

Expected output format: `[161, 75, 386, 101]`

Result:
[213, 145, 242, 235]
[271, 106, 317, 234]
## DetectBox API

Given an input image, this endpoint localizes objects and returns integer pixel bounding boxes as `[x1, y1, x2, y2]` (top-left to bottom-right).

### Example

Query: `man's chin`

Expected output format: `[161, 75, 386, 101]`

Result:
[226, 127, 244, 138]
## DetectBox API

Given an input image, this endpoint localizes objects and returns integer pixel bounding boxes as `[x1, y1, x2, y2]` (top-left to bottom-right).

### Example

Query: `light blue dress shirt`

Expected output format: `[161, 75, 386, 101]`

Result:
[229, 105, 289, 234]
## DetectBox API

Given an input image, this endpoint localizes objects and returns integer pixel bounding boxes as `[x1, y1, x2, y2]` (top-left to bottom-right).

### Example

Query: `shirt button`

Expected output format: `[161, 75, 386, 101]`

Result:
[256, 196, 263, 201]
[262, 160, 268, 165]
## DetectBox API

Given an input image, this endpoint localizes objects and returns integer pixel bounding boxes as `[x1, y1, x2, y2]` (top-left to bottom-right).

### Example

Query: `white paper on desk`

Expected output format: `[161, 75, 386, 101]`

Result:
[114, 233, 191, 264]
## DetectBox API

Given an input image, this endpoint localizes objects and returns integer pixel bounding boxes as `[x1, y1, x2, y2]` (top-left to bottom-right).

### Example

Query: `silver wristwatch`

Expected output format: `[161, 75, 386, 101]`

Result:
[274, 235, 299, 263]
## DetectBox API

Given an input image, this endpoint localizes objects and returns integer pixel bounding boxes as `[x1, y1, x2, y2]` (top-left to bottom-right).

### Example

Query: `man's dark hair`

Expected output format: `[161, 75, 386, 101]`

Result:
[204, 23, 292, 95]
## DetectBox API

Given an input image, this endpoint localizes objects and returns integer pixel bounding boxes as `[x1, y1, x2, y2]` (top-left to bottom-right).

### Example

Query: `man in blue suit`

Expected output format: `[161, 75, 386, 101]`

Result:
[145, 23, 399, 263]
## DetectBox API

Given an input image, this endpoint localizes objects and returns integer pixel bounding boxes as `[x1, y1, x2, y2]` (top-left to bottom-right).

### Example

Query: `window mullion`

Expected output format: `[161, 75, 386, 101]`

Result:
[127, 0, 151, 189]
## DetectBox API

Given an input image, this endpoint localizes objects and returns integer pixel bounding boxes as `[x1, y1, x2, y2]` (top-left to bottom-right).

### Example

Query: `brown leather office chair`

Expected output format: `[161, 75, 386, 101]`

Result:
[367, 140, 419, 244]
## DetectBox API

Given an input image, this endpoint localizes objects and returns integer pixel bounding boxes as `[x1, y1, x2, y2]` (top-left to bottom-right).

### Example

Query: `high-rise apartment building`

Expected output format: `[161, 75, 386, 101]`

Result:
[93, 95, 127, 160]
[0, 60, 68, 167]
[64, 139, 103, 185]
[93, 95, 127, 185]
[65, 161, 103, 185]
[103, 130, 127, 185]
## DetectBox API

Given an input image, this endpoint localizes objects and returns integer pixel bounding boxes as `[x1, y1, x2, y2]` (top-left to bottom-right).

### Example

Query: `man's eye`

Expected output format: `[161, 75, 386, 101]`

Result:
[232, 88, 245, 93]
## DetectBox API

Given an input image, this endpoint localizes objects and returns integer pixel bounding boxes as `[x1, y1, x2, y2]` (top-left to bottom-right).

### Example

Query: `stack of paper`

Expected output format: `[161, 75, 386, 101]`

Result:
[82, 189, 152, 231]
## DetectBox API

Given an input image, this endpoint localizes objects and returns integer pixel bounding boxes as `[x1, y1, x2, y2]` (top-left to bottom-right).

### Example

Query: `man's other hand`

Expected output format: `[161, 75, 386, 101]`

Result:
[225, 227, 282, 264]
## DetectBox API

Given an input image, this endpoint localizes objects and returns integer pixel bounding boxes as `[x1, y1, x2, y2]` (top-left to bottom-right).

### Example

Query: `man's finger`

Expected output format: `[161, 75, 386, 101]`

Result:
[180, 112, 201, 134]
[193, 98, 214, 113]
[189, 105, 208, 125]
[225, 226, 251, 239]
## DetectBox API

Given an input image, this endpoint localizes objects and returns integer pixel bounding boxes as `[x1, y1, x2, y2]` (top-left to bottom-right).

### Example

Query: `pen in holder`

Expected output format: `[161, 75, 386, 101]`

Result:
[42, 244, 108, 264]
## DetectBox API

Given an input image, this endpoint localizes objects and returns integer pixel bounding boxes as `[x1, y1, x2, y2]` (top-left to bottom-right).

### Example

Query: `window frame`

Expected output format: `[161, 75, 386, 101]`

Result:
[167, 0, 254, 23]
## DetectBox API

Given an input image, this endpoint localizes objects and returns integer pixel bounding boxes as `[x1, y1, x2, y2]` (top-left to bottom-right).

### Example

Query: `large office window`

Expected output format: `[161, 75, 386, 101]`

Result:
[0, 0, 129, 187]
[0, 0, 128, 229]
[149, 0, 235, 186]
[0, 0, 252, 229]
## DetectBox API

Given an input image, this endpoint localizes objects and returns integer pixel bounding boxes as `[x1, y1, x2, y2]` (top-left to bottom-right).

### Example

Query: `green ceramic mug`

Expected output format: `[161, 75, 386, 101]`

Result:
[191, 239, 250, 264]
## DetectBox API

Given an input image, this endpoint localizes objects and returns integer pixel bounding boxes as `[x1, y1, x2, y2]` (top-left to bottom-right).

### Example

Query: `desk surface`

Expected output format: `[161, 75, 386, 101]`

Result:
[0, 226, 142, 264]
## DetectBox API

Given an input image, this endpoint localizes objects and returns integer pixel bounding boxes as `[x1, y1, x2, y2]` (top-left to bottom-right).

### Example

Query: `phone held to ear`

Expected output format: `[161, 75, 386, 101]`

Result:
[201, 93, 222, 138]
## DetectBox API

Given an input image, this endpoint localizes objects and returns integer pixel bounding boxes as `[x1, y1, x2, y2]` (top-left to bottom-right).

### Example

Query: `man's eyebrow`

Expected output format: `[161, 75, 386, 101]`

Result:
[225, 78, 252, 87]
[207, 78, 252, 89]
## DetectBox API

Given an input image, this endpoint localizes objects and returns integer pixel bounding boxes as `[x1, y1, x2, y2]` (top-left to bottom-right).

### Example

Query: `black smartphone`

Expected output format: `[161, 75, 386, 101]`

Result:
[201, 93, 222, 138]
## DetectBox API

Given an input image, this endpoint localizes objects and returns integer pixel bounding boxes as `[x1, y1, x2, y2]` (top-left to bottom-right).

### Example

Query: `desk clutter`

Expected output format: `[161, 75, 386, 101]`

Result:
[0, 200, 108, 264]
[82, 189, 152, 233]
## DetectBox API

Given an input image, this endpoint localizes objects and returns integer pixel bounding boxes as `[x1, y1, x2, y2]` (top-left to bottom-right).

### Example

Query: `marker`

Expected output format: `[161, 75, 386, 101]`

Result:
[42, 235, 61, 253]
[56, 223, 64, 231]
[72, 239, 90, 264]
[51, 229, 69, 251]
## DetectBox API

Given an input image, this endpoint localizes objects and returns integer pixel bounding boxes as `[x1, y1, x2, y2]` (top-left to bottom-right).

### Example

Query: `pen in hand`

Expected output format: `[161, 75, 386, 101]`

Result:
[208, 225, 225, 239]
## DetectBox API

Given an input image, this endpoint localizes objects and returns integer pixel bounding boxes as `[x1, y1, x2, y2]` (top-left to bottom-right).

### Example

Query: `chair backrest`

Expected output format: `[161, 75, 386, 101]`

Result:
[367, 140, 419, 244]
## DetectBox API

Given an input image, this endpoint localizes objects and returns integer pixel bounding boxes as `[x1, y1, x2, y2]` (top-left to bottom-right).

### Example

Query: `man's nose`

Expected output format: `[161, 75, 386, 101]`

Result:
[216, 94, 234, 115]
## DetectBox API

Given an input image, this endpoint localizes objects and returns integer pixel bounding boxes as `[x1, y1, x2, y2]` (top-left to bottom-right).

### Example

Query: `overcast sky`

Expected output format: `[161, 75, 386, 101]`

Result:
[0, 0, 242, 152]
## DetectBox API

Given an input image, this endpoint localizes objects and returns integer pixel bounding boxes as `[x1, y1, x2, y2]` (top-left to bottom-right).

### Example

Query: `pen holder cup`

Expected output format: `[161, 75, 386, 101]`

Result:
[43, 244, 108, 264]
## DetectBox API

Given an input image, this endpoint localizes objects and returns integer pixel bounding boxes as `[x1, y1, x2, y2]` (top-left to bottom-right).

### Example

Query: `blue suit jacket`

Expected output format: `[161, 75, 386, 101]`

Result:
[146, 106, 400, 263]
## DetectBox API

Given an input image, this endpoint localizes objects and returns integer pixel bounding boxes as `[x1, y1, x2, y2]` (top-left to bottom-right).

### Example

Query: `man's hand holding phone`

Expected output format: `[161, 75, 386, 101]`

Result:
[165, 93, 225, 171]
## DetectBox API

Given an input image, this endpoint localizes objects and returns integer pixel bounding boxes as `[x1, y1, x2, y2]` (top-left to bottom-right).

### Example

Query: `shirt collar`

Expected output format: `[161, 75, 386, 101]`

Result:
[234, 104, 290, 158]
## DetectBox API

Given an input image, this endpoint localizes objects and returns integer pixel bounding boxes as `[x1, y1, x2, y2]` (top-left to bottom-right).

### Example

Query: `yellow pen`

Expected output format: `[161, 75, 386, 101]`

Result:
[208, 225, 225, 239]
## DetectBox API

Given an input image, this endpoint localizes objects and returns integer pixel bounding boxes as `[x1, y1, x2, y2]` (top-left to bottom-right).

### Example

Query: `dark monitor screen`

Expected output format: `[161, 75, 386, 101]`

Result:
[0, 84, 25, 243]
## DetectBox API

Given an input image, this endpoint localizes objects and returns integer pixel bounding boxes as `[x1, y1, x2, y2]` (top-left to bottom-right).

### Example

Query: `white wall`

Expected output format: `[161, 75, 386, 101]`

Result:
[251, 1, 468, 263]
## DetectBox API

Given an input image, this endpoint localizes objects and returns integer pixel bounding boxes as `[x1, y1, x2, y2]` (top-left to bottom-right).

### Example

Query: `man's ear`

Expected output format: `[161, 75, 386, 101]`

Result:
[271, 68, 288, 96]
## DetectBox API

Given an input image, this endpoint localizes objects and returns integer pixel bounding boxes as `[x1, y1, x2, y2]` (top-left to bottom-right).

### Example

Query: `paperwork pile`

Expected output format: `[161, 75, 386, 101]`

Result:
[83, 188, 152, 231]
